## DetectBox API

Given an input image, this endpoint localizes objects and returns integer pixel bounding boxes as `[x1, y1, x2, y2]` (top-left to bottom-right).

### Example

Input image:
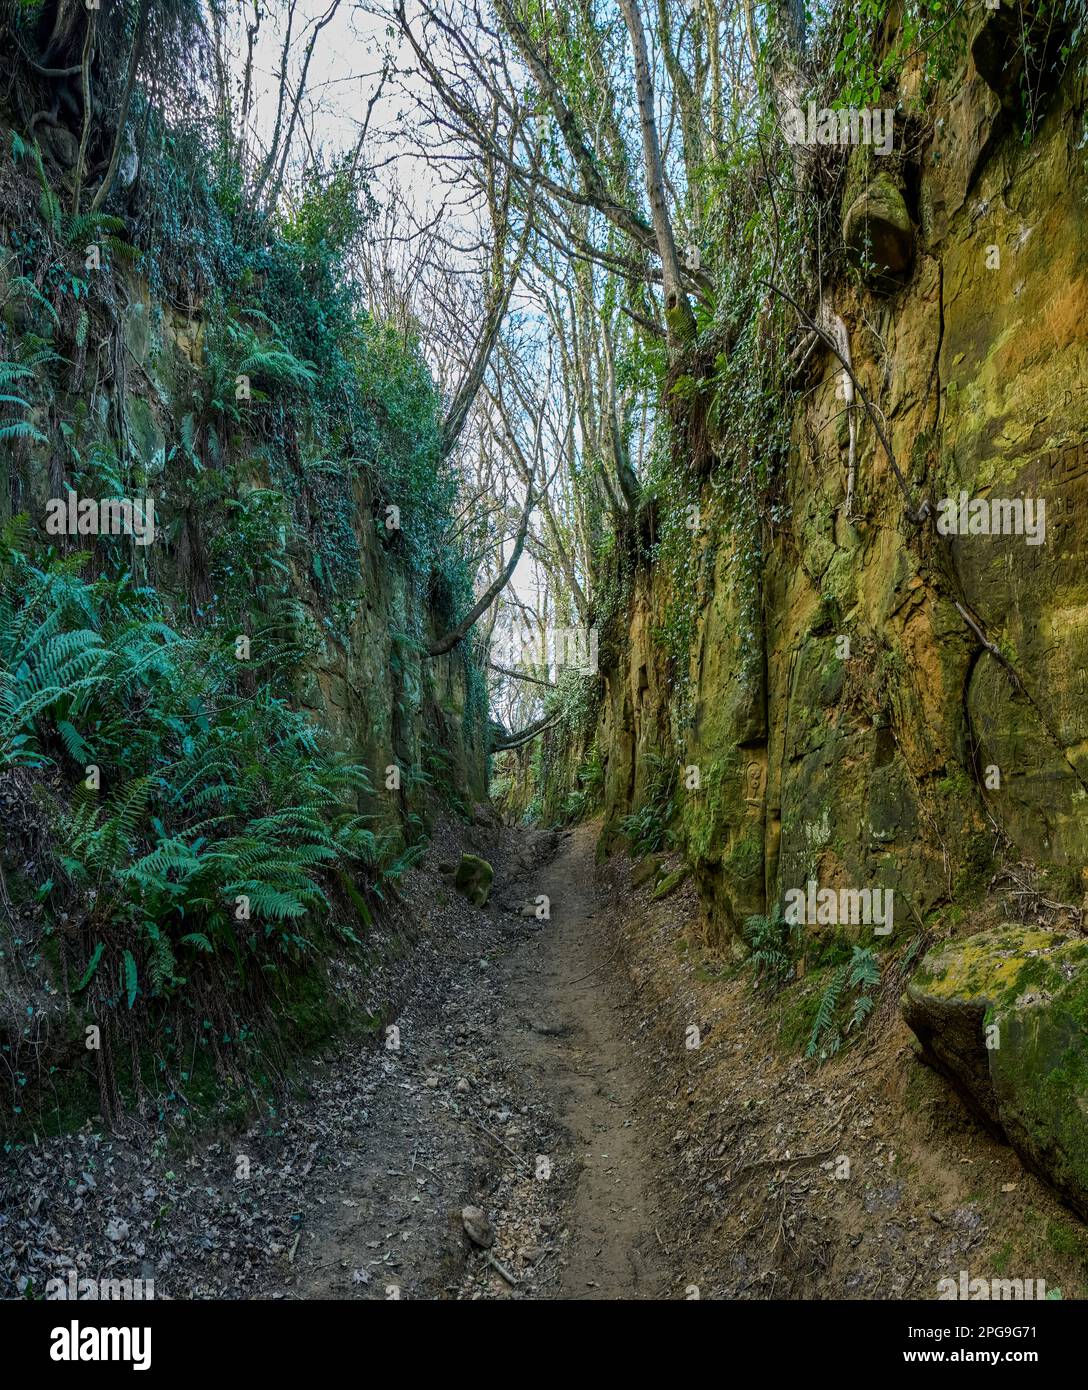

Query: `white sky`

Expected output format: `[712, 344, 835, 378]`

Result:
[232, 1, 448, 220]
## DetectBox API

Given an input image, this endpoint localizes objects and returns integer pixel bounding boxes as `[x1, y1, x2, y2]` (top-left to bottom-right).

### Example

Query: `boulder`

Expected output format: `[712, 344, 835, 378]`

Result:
[511, 828, 559, 874]
[461, 1205, 494, 1248]
[454, 853, 493, 907]
[843, 175, 914, 289]
[651, 866, 690, 901]
[40, 123, 79, 170]
[903, 927, 1088, 1218]
[631, 855, 663, 888]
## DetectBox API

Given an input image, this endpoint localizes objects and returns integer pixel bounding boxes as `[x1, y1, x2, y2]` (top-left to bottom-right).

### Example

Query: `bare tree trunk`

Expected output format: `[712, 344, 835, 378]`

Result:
[654, 0, 704, 193]
[703, 0, 724, 159]
[601, 319, 641, 506]
[493, 394, 590, 623]
[240, 5, 257, 125]
[441, 175, 533, 461]
[251, 0, 298, 207]
[489, 663, 558, 689]
[489, 0, 659, 257]
[71, 8, 96, 217]
[492, 710, 560, 751]
[617, 0, 696, 346]
[265, 0, 343, 212]
[89, 0, 149, 213]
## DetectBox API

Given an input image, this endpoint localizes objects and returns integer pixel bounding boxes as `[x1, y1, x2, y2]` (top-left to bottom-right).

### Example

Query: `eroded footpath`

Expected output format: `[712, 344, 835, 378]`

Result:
[1, 818, 674, 1301]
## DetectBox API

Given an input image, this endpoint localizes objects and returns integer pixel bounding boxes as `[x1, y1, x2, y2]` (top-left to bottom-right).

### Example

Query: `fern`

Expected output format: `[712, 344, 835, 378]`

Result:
[743, 910, 800, 993]
[123, 950, 138, 1009]
[851, 993, 875, 1031]
[807, 964, 850, 1058]
[3, 275, 59, 326]
[56, 718, 92, 763]
[849, 944, 881, 991]
[238, 346, 316, 387]
[807, 947, 883, 1059]
[146, 926, 178, 993]
[0, 363, 35, 385]
[0, 531, 399, 1026]
[0, 419, 46, 443]
[75, 943, 105, 991]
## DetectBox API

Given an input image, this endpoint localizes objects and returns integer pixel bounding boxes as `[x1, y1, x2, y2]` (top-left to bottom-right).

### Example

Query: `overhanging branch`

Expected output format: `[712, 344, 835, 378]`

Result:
[491, 710, 560, 751]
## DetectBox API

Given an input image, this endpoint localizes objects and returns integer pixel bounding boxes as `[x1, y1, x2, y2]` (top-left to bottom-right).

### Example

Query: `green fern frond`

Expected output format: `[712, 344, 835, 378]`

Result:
[0, 421, 47, 443]
[3, 275, 60, 325]
[807, 964, 850, 1058]
[848, 945, 881, 991]
[850, 994, 875, 1031]
[238, 347, 316, 387]
[56, 718, 92, 763]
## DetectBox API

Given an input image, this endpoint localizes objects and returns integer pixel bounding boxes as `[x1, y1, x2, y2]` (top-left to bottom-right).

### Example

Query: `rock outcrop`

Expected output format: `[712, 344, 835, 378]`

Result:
[539, 47, 1088, 948]
[843, 175, 915, 288]
[454, 853, 494, 907]
[904, 928, 1088, 1219]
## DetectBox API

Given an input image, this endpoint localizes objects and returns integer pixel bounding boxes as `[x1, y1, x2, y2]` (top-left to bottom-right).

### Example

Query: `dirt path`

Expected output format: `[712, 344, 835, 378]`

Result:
[9, 815, 1080, 1303]
[285, 816, 670, 1299]
[495, 822, 668, 1298]
[2, 816, 674, 1303]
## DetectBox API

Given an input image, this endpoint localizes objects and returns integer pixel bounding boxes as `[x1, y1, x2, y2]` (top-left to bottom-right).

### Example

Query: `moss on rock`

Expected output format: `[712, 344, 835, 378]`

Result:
[904, 928, 1088, 1217]
[843, 175, 914, 288]
[454, 853, 494, 907]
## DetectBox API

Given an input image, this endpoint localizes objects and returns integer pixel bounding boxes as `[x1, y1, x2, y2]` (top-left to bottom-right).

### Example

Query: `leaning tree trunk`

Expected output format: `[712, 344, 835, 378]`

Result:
[617, 0, 696, 347]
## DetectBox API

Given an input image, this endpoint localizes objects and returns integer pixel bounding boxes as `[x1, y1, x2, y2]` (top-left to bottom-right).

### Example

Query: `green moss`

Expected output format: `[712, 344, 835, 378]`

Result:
[651, 865, 690, 900]
[724, 835, 763, 881]
[953, 830, 996, 901]
[909, 926, 1088, 1219]
[337, 871, 374, 928]
[1046, 1219, 1087, 1261]
[992, 1241, 1015, 1274]
[1039, 865, 1083, 902]
[937, 770, 972, 799]
[909, 928, 1068, 1004]
[632, 855, 664, 887]
[454, 853, 493, 906]
[805, 928, 855, 972]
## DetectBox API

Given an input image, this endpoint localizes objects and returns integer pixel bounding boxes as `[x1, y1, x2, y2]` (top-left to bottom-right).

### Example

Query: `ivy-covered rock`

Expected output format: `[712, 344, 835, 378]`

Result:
[903, 928, 1088, 1218]
[843, 175, 914, 288]
[454, 853, 494, 907]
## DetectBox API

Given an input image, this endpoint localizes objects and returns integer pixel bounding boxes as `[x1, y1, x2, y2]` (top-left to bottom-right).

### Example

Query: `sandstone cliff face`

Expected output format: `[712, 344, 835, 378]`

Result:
[0, 228, 488, 1133]
[588, 46, 1088, 943]
[2, 269, 489, 819]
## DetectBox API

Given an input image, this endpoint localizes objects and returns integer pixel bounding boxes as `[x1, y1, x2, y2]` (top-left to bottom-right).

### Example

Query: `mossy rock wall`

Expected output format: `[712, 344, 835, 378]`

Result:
[0, 258, 488, 819]
[588, 56, 1088, 944]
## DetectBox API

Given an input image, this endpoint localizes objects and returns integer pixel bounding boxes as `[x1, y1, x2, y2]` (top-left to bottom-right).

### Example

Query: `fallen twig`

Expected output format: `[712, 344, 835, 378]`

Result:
[485, 1252, 520, 1287]
[474, 1119, 531, 1176]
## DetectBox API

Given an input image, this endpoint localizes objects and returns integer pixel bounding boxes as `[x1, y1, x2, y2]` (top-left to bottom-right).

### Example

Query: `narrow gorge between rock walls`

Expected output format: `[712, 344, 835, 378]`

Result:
[1, 0, 1087, 1336]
